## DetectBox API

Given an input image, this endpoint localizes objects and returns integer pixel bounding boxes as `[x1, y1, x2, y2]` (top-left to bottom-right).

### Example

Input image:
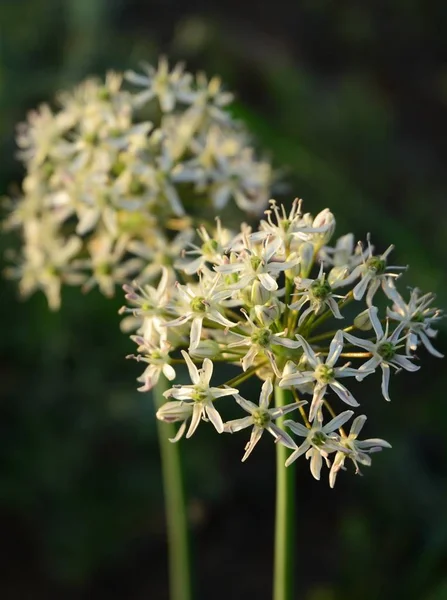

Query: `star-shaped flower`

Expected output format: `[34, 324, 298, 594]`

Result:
[224, 378, 305, 461]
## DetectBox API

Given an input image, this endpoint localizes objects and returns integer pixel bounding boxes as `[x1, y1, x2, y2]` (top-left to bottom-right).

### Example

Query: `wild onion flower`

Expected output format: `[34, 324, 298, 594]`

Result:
[5, 58, 274, 309]
[124, 198, 443, 486]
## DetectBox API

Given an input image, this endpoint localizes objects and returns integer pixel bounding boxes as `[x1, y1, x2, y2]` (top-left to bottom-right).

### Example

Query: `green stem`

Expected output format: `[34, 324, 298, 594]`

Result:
[154, 377, 193, 600]
[273, 386, 295, 600]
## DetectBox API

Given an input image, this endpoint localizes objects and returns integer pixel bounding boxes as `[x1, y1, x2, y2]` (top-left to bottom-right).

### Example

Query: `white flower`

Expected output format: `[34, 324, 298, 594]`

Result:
[343, 306, 419, 401]
[252, 198, 330, 249]
[329, 415, 391, 487]
[125, 58, 193, 112]
[120, 266, 171, 335]
[289, 264, 345, 325]
[279, 331, 362, 421]
[224, 378, 304, 461]
[127, 334, 176, 391]
[342, 241, 406, 306]
[162, 351, 238, 438]
[386, 283, 444, 358]
[284, 410, 354, 478]
[164, 275, 237, 350]
[175, 219, 232, 275]
[216, 234, 297, 292]
[319, 233, 367, 284]
[156, 401, 194, 443]
[229, 310, 300, 373]
[82, 234, 143, 297]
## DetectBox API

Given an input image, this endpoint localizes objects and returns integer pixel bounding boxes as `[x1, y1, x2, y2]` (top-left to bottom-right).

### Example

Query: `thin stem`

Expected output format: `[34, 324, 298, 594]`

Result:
[154, 377, 193, 600]
[273, 385, 295, 600]
[307, 325, 356, 344]
[222, 362, 267, 389]
[308, 291, 355, 333]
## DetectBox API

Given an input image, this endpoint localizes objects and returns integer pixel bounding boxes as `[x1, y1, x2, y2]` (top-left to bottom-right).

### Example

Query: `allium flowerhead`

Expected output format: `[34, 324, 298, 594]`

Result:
[124, 197, 442, 486]
[5, 59, 274, 309]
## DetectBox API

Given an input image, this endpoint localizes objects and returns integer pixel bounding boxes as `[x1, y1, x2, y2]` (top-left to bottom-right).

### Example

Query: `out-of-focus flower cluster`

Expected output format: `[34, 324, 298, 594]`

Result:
[4, 58, 273, 309]
[123, 198, 443, 487]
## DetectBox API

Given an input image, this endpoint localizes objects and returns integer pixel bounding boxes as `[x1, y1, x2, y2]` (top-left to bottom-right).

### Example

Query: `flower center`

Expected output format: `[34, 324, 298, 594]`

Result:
[314, 363, 335, 384]
[190, 296, 207, 313]
[311, 431, 327, 446]
[252, 409, 271, 428]
[412, 312, 425, 323]
[377, 342, 396, 361]
[310, 279, 332, 300]
[250, 256, 263, 271]
[191, 387, 208, 403]
[129, 178, 147, 196]
[251, 328, 272, 347]
[366, 256, 386, 275]
[201, 239, 219, 255]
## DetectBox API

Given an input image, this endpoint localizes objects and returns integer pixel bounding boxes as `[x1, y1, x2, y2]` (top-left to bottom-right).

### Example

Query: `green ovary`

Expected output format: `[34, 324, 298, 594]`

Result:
[377, 342, 396, 360]
[251, 328, 272, 347]
[314, 363, 334, 384]
[190, 296, 207, 312]
[366, 256, 386, 274]
[252, 409, 271, 428]
[311, 431, 327, 446]
[310, 279, 332, 300]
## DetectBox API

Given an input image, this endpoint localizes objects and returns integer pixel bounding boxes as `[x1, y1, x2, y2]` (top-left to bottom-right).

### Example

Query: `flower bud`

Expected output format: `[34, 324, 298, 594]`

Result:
[328, 265, 349, 286]
[156, 400, 193, 423]
[312, 209, 336, 247]
[189, 340, 221, 358]
[253, 299, 284, 326]
[299, 242, 314, 278]
[284, 251, 301, 280]
[250, 279, 272, 306]
[354, 309, 373, 331]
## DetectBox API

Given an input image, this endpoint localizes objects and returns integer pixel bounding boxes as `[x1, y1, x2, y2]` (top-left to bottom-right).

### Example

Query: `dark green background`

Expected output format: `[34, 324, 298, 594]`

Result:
[1, 1, 446, 598]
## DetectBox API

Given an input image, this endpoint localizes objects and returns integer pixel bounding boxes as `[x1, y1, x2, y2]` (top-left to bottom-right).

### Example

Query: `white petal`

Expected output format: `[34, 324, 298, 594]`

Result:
[169, 421, 188, 443]
[357, 438, 392, 450]
[186, 404, 203, 437]
[163, 364, 176, 381]
[419, 331, 444, 358]
[285, 441, 310, 467]
[284, 419, 310, 437]
[368, 306, 384, 339]
[224, 416, 254, 433]
[258, 272, 278, 291]
[242, 427, 264, 461]
[260, 378, 273, 409]
[267, 424, 297, 450]
[310, 450, 323, 480]
[380, 363, 391, 402]
[326, 330, 344, 366]
[323, 410, 354, 433]
[242, 345, 258, 371]
[350, 415, 367, 437]
[206, 402, 224, 433]
[295, 334, 318, 366]
[189, 317, 203, 350]
[201, 358, 214, 385]
[343, 331, 376, 351]
[181, 350, 200, 384]
[392, 355, 420, 372]
[329, 381, 360, 408]
[353, 273, 371, 300]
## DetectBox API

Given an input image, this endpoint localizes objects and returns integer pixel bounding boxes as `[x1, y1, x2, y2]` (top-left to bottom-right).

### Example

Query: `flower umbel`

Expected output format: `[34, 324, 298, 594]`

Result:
[121, 197, 442, 486]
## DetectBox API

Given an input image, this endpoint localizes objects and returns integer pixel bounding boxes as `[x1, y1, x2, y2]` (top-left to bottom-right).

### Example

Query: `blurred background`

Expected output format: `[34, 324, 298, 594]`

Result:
[1, 1, 447, 598]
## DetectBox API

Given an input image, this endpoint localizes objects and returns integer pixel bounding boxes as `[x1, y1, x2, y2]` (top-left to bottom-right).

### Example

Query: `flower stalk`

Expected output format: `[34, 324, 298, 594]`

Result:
[154, 377, 193, 600]
[273, 385, 296, 600]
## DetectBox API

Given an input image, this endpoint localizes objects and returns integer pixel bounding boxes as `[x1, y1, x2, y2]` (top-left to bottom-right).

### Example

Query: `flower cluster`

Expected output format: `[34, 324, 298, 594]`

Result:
[123, 198, 443, 487]
[5, 58, 273, 309]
